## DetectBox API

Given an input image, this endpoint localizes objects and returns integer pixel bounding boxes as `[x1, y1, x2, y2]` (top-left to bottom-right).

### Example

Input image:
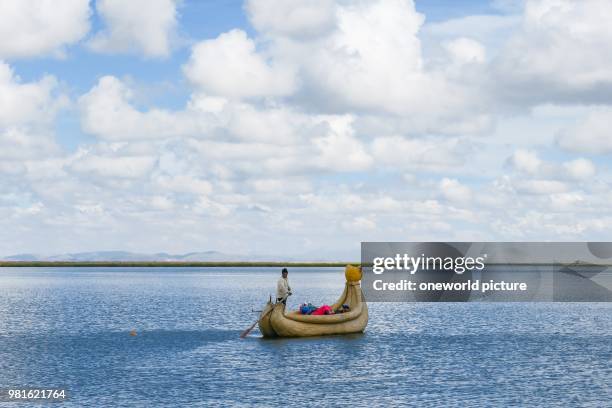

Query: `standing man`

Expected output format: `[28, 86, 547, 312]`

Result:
[276, 268, 292, 304]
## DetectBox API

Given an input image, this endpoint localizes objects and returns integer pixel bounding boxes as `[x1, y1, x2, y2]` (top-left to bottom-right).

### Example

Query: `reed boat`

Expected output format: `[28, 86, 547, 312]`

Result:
[258, 265, 368, 338]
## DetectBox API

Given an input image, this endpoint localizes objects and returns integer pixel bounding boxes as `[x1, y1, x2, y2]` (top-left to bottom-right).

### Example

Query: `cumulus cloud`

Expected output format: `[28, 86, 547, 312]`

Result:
[0, 63, 63, 126]
[150, 195, 174, 211]
[89, 0, 178, 57]
[79, 76, 208, 140]
[504, 149, 597, 196]
[246, 0, 336, 38]
[496, 0, 612, 103]
[508, 149, 541, 174]
[153, 174, 213, 195]
[7, 0, 612, 256]
[0, 127, 59, 162]
[439, 178, 472, 203]
[184, 0, 490, 134]
[371, 136, 468, 172]
[0, 0, 90, 59]
[564, 158, 596, 180]
[342, 216, 376, 231]
[443, 37, 486, 65]
[184, 29, 296, 99]
[289, 0, 472, 117]
[70, 152, 157, 179]
[220, 102, 305, 144]
[556, 108, 612, 154]
[515, 179, 569, 195]
[79, 76, 372, 179]
[0, 62, 64, 161]
[311, 115, 373, 172]
[249, 178, 311, 194]
[187, 114, 371, 176]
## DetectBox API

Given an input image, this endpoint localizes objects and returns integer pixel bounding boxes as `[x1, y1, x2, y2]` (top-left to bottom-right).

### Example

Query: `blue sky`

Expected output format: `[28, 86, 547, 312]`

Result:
[1, 0, 612, 259]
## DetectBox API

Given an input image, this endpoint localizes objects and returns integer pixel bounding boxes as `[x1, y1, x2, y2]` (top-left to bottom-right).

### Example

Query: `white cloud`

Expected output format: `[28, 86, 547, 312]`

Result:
[0, 0, 90, 59]
[295, 0, 449, 115]
[0, 63, 63, 126]
[439, 178, 472, 203]
[89, 0, 177, 57]
[150, 195, 174, 211]
[0, 127, 59, 161]
[311, 115, 373, 172]
[371, 136, 467, 172]
[8, 0, 612, 257]
[246, 0, 336, 38]
[221, 102, 304, 144]
[250, 178, 311, 194]
[496, 0, 612, 103]
[24, 158, 67, 181]
[564, 158, 596, 180]
[75, 203, 104, 215]
[509, 149, 541, 174]
[153, 174, 213, 195]
[79, 76, 207, 140]
[549, 192, 585, 211]
[0, 62, 64, 161]
[515, 179, 568, 195]
[183, 29, 296, 99]
[504, 149, 597, 197]
[342, 216, 376, 231]
[443, 37, 486, 64]
[556, 108, 612, 154]
[70, 151, 157, 179]
[299, 191, 404, 214]
[186, 111, 371, 176]
[240, 0, 490, 133]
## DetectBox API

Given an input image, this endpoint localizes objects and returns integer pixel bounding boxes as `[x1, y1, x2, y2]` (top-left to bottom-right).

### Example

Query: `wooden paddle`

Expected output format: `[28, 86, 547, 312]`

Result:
[239, 310, 270, 338]
[240, 295, 288, 338]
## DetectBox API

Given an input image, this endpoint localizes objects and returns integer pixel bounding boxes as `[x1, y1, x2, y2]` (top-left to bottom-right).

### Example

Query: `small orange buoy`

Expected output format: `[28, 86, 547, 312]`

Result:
[129, 329, 137, 336]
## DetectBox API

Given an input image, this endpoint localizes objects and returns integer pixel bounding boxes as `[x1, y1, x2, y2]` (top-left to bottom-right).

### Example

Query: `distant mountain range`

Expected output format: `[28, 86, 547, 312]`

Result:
[1, 251, 277, 262]
[1, 250, 355, 262]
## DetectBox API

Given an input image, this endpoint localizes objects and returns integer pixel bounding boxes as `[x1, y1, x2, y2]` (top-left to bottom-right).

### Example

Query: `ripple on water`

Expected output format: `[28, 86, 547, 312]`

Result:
[0, 267, 610, 407]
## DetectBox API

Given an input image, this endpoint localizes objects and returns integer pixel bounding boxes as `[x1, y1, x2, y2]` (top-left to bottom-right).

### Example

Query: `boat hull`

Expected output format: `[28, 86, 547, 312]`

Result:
[258, 282, 368, 338]
[257, 301, 277, 338]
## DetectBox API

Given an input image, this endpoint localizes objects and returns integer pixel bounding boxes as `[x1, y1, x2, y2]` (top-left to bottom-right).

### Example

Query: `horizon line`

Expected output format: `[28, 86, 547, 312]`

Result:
[0, 261, 357, 268]
[2, 261, 612, 268]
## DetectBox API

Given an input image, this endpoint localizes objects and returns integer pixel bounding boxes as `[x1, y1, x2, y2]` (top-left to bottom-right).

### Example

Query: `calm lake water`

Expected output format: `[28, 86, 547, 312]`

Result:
[0, 267, 611, 407]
